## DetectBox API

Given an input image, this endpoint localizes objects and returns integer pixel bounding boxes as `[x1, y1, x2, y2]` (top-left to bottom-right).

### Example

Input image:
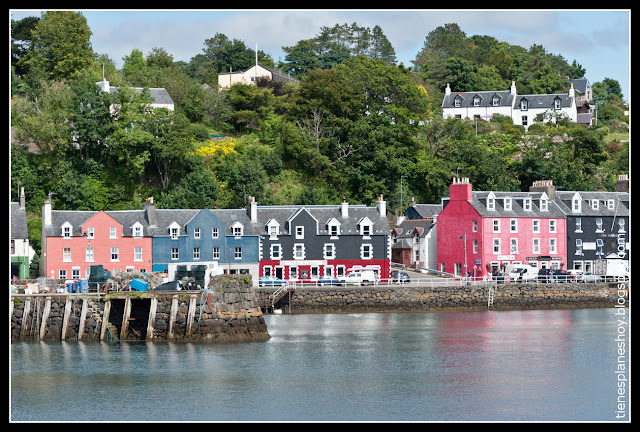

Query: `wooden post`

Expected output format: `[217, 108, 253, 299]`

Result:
[168, 295, 178, 340]
[186, 294, 197, 338]
[120, 297, 132, 340]
[19, 298, 31, 341]
[39, 296, 52, 341]
[78, 297, 88, 340]
[146, 297, 158, 341]
[61, 297, 72, 340]
[100, 299, 111, 341]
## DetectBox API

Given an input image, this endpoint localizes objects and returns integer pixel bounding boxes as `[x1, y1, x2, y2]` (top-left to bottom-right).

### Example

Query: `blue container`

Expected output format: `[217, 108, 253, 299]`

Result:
[66, 280, 75, 293]
[74, 281, 80, 293]
[78, 280, 88, 293]
[130, 278, 148, 291]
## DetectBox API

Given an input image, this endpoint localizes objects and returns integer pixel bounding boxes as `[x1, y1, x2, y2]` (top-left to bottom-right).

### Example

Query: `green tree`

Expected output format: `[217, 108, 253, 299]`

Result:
[21, 11, 95, 81]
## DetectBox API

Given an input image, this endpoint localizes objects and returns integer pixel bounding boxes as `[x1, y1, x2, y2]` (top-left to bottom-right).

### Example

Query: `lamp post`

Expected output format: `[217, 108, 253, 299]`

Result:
[460, 234, 467, 283]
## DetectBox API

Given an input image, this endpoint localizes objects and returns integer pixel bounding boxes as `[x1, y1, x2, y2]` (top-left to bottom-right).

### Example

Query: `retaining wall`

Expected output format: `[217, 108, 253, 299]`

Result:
[256, 282, 629, 313]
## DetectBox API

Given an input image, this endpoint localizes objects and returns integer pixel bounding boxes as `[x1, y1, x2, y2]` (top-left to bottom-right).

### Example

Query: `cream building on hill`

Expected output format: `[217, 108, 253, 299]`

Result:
[217, 64, 299, 90]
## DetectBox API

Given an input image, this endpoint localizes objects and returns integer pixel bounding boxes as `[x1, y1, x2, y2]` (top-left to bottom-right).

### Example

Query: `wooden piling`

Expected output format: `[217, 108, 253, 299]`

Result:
[39, 297, 51, 341]
[78, 298, 88, 340]
[186, 294, 197, 337]
[19, 298, 31, 341]
[168, 295, 178, 340]
[61, 297, 72, 340]
[146, 297, 158, 341]
[120, 297, 132, 340]
[100, 299, 111, 341]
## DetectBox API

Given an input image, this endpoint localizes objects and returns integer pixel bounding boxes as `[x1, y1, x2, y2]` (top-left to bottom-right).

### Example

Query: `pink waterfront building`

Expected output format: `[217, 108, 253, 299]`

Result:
[40, 200, 153, 279]
[437, 178, 567, 278]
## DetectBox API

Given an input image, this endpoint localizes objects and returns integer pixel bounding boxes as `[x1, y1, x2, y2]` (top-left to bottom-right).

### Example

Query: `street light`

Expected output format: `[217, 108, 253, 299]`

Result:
[460, 234, 467, 283]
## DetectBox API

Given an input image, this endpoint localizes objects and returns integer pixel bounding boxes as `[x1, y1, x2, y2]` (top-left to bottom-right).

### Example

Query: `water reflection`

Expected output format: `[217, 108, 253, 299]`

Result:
[11, 309, 617, 421]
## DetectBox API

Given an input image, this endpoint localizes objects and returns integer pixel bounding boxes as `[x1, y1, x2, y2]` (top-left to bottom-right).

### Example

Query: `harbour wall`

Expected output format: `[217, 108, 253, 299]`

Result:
[10, 275, 269, 343]
[256, 282, 629, 313]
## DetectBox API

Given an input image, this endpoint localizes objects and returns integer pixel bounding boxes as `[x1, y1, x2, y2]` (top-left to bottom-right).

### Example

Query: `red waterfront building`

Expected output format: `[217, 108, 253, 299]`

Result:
[40, 199, 153, 279]
[437, 178, 567, 279]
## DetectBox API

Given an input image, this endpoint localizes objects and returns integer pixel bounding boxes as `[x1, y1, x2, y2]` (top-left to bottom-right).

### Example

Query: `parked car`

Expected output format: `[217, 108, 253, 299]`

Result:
[390, 270, 410, 284]
[508, 265, 538, 282]
[258, 276, 288, 287]
[578, 272, 604, 283]
[537, 268, 572, 283]
[338, 270, 378, 286]
[317, 275, 339, 286]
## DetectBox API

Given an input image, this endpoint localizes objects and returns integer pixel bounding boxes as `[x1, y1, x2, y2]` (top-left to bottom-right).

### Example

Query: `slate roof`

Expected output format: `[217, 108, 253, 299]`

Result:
[406, 204, 441, 220]
[514, 94, 574, 109]
[106, 86, 175, 106]
[10, 202, 29, 239]
[554, 191, 629, 217]
[442, 90, 514, 109]
[572, 78, 590, 95]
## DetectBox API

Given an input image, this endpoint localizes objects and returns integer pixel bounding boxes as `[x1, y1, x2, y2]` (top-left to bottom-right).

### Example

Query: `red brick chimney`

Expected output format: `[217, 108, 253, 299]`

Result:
[450, 177, 472, 201]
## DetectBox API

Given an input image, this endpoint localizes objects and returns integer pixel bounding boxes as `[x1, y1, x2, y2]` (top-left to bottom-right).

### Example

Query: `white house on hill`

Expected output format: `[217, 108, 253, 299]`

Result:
[442, 81, 578, 130]
[217, 64, 299, 90]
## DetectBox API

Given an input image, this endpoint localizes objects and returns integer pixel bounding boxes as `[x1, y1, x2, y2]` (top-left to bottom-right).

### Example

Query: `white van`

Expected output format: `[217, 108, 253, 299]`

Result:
[338, 270, 378, 286]
[508, 265, 537, 282]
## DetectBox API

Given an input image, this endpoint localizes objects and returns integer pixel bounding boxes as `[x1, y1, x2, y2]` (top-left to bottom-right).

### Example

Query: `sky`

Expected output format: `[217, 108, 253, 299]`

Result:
[10, 9, 630, 101]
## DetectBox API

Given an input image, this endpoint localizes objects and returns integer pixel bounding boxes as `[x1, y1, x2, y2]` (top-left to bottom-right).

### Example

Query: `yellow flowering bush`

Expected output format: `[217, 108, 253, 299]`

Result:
[192, 138, 237, 158]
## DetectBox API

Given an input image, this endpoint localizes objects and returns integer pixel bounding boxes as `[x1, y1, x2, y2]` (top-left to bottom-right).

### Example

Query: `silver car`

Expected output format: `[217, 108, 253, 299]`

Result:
[579, 272, 603, 283]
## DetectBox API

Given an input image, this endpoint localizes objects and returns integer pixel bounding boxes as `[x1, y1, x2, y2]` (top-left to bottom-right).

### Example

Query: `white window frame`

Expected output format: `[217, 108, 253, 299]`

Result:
[295, 226, 304, 239]
[510, 219, 517, 233]
[213, 247, 220, 259]
[86, 247, 94, 263]
[493, 238, 501, 254]
[132, 222, 143, 238]
[171, 247, 179, 260]
[504, 198, 512, 211]
[493, 219, 500, 233]
[234, 247, 242, 259]
[110, 226, 117, 239]
[523, 198, 532, 211]
[323, 243, 336, 259]
[194, 228, 201, 239]
[532, 239, 540, 254]
[361, 244, 373, 260]
[193, 247, 200, 260]
[134, 247, 143, 261]
[111, 247, 119, 262]
[62, 222, 73, 238]
[532, 219, 540, 233]
[293, 243, 305, 259]
[270, 244, 282, 260]
[549, 219, 556, 233]
[212, 228, 219, 239]
[63, 247, 72, 262]
[549, 238, 557, 254]
[510, 238, 518, 254]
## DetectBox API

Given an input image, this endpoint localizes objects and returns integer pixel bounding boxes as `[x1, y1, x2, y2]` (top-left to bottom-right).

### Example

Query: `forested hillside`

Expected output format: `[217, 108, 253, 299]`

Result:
[11, 12, 629, 257]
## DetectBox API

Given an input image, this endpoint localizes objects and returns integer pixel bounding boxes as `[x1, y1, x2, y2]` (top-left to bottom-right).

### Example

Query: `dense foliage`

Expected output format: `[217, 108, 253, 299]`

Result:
[11, 13, 629, 262]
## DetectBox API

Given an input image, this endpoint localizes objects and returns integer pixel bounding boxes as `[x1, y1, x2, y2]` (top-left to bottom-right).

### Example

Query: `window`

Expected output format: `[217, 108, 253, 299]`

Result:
[493, 219, 500, 233]
[575, 218, 582, 232]
[487, 197, 495, 210]
[532, 239, 540, 254]
[493, 239, 501, 254]
[171, 248, 179, 260]
[362, 224, 371, 237]
[522, 116, 528, 126]
[523, 198, 532, 211]
[87, 227, 94, 239]
[213, 247, 220, 259]
[473, 96, 481, 106]
[134, 247, 142, 261]
[212, 228, 219, 239]
[361, 244, 373, 259]
[295, 226, 304, 239]
[492, 95, 500, 106]
[521, 100, 528, 110]
[549, 219, 556, 233]
[510, 239, 518, 254]
[595, 218, 603, 232]
[473, 220, 478, 232]
[234, 247, 242, 259]
[63, 248, 71, 262]
[575, 239, 583, 255]
[110, 227, 117, 238]
[607, 199, 615, 210]
[510, 219, 517, 233]
[194, 228, 200, 239]
[540, 197, 548, 211]
[454, 98, 461, 108]
[504, 198, 512, 211]
[86, 247, 94, 263]
[269, 225, 278, 238]
[270, 244, 282, 259]
[619, 218, 626, 232]
[193, 247, 200, 260]
[294, 244, 305, 259]
[323, 243, 335, 259]
[591, 199, 599, 210]
[62, 224, 72, 238]
[289, 266, 298, 279]
[532, 220, 540, 233]
[572, 195, 581, 212]
[59, 269, 67, 279]
[233, 226, 242, 236]
[111, 247, 119, 261]
[473, 240, 478, 254]
[555, 98, 562, 110]
[549, 239, 557, 254]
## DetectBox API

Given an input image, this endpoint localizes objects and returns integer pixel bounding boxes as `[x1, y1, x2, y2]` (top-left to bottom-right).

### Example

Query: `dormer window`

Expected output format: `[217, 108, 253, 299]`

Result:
[231, 221, 244, 237]
[358, 217, 373, 238]
[523, 197, 532, 211]
[492, 95, 500, 106]
[454, 95, 463, 108]
[591, 199, 599, 210]
[169, 222, 180, 240]
[520, 99, 528, 111]
[473, 95, 481, 106]
[327, 218, 341, 238]
[572, 193, 582, 212]
[539, 194, 548, 211]
[504, 197, 512, 211]
[607, 199, 615, 210]
[487, 192, 496, 211]
[61, 222, 73, 238]
[554, 97, 562, 110]
[132, 222, 144, 238]
[266, 219, 280, 239]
